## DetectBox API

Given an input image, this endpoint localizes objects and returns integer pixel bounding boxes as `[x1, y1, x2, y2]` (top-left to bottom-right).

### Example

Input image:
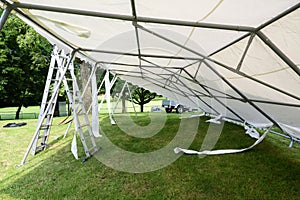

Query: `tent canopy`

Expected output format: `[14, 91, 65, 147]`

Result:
[1, 0, 300, 131]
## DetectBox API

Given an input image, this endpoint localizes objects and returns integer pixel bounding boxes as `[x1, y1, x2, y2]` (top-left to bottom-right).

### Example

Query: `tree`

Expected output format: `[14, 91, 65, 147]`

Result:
[132, 87, 156, 112]
[0, 12, 52, 119]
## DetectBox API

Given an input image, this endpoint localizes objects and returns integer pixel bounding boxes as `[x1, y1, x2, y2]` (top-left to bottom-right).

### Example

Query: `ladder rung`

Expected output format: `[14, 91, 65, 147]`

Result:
[74, 99, 81, 103]
[36, 144, 47, 151]
[89, 146, 99, 154]
[78, 124, 89, 129]
[35, 146, 44, 151]
[40, 124, 50, 130]
[59, 54, 68, 59]
[38, 134, 49, 139]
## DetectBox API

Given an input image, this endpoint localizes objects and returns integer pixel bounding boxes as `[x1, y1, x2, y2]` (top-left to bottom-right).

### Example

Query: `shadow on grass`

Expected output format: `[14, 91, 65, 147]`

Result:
[0, 117, 299, 199]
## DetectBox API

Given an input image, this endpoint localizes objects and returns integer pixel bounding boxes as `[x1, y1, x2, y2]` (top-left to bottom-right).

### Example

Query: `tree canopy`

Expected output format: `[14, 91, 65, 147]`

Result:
[132, 87, 156, 112]
[0, 12, 52, 118]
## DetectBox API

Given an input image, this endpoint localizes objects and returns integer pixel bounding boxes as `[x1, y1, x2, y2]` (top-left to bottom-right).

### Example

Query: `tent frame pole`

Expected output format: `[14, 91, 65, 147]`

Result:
[140, 59, 226, 116]
[182, 68, 245, 121]
[86, 47, 300, 102]
[211, 59, 300, 102]
[135, 23, 294, 126]
[0, 3, 13, 31]
[11, 2, 255, 32]
[203, 59, 280, 127]
[0, 1, 76, 50]
[136, 19, 300, 102]
[140, 59, 238, 100]
[136, 25, 246, 121]
[130, 0, 144, 78]
[236, 33, 255, 71]
[140, 65, 201, 108]
[256, 31, 300, 77]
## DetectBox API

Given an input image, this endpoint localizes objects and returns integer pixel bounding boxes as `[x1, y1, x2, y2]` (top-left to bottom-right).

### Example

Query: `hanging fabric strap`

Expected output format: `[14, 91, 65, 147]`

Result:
[174, 126, 272, 155]
[71, 132, 78, 160]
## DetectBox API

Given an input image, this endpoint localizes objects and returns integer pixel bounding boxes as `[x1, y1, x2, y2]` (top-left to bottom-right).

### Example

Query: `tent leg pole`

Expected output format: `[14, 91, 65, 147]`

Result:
[289, 139, 294, 148]
[0, 4, 13, 32]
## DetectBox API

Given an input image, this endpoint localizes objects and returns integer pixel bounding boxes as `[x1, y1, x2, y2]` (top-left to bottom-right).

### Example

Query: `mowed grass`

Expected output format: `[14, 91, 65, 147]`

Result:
[0, 113, 299, 199]
[0, 97, 166, 120]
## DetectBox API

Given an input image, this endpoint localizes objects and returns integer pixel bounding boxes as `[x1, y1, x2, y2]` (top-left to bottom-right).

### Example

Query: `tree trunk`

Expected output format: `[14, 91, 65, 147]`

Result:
[15, 104, 22, 119]
[140, 104, 144, 113]
[121, 89, 126, 113]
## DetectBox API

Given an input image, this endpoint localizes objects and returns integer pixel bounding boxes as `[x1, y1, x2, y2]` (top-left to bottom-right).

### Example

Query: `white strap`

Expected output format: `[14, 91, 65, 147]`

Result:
[174, 126, 272, 155]
[71, 133, 78, 160]
[71, 133, 79, 160]
[205, 114, 222, 124]
[244, 125, 260, 139]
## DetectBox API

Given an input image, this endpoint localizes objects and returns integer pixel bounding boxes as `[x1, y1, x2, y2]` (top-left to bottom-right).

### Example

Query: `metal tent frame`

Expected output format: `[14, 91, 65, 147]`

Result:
[1, 0, 300, 162]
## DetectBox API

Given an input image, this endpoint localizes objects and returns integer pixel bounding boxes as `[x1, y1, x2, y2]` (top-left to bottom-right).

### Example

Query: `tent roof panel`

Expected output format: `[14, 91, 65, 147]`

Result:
[135, 0, 299, 26]
[1, 0, 300, 130]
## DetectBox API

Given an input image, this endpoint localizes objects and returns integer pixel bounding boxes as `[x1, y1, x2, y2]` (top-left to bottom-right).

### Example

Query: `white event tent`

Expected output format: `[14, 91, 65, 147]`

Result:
[1, 0, 300, 161]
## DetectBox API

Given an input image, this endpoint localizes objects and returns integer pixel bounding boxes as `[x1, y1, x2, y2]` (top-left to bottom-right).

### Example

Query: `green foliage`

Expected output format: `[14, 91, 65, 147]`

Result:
[0, 12, 52, 112]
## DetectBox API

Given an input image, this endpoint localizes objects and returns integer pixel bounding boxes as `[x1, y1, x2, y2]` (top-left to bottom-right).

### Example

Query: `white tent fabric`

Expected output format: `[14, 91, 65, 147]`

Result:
[1, 0, 300, 132]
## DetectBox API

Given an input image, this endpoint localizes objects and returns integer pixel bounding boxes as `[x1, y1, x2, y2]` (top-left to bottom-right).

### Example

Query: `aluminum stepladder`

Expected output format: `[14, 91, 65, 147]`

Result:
[19, 46, 98, 166]
[65, 57, 99, 161]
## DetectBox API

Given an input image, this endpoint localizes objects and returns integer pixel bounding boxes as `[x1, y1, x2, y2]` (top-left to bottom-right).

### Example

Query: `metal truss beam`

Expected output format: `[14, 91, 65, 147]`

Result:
[256, 2, 300, 31]
[0, 3, 13, 31]
[256, 31, 300, 77]
[109, 59, 241, 101]
[182, 68, 245, 121]
[140, 58, 236, 99]
[202, 59, 279, 127]
[141, 58, 230, 116]
[211, 57, 300, 102]
[10, 2, 255, 32]
[80, 48, 200, 60]
[0, 1, 77, 52]
[135, 22, 298, 126]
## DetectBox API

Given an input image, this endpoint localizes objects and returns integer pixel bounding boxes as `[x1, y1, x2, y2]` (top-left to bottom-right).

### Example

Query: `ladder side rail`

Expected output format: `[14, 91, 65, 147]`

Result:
[40, 88, 60, 148]
[112, 81, 127, 115]
[39, 48, 71, 148]
[31, 48, 64, 154]
[81, 63, 98, 100]
[125, 82, 137, 117]
[39, 55, 66, 147]
[37, 50, 57, 122]
[19, 49, 76, 166]
[68, 63, 98, 150]
[58, 60, 93, 158]
[62, 75, 92, 158]
[108, 74, 117, 116]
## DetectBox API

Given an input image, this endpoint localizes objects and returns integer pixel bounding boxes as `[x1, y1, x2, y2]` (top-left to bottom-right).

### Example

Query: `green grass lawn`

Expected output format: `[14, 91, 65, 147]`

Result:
[0, 97, 166, 120]
[0, 113, 299, 199]
[0, 106, 41, 120]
